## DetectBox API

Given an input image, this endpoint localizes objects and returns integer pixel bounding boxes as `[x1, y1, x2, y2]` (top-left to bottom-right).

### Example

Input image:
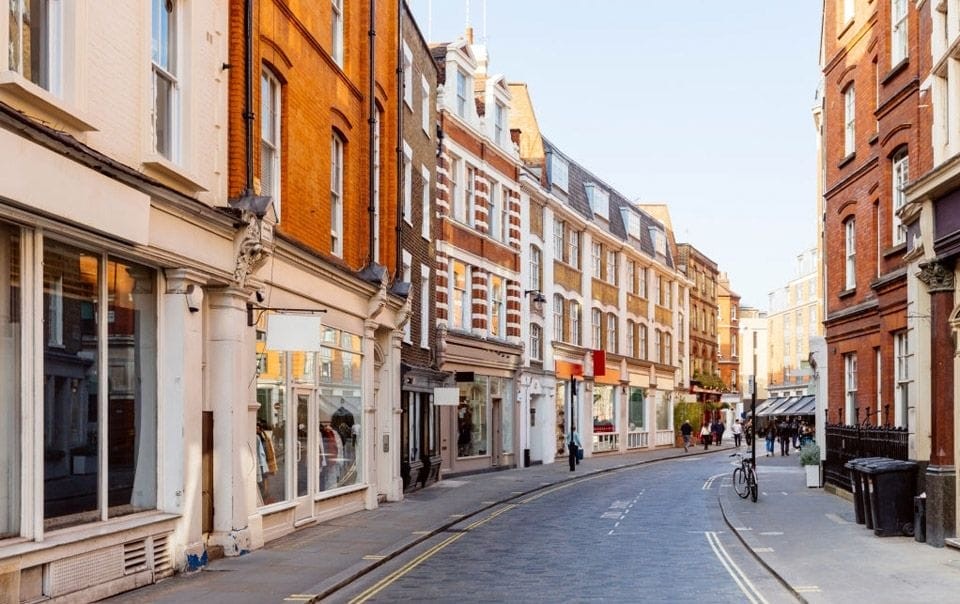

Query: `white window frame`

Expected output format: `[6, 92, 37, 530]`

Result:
[530, 324, 543, 361]
[152, 0, 179, 161]
[570, 301, 581, 345]
[568, 230, 581, 269]
[591, 242, 602, 279]
[892, 149, 908, 245]
[891, 0, 908, 65]
[844, 85, 856, 157]
[489, 181, 503, 241]
[654, 329, 662, 364]
[627, 260, 636, 294]
[844, 352, 858, 424]
[639, 267, 647, 298]
[420, 264, 430, 348]
[591, 308, 602, 349]
[456, 69, 468, 119]
[10, 0, 63, 94]
[553, 218, 565, 259]
[894, 331, 910, 427]
[421, 165, 431, 239]
[845, 219, 856, 289]
[402, 43, 413, 107]
[626, 320, 636, 357]
[449, 155, 462, 222]
[530, 245, 542, 292]
[402, 251, 413, 343]
[464, 164, 476, 226]
[553, 294, 564, 342]
[421, 75, 430, 133]
[402, 141, 413, 226]
[331, 0, 344, 67]
[606, 313, 617, 354]
[639, 324, 648, 360]
[451, 260, 470, 331]
[330, 133, 344, 257]
[494, 101, 505, 146]
[606, 250, 618, 286]
[489, 274, 505, 338]
[261, 69, 281, 218]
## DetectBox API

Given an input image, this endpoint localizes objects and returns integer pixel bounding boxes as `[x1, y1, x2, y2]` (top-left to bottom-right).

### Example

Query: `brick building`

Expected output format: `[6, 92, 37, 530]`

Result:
[432, 31, 525, 475]
[398, 0, 443, 492]
[717, 273, 741, 393]
[821, 0, 924, 439]
[673, 243, 721, 405]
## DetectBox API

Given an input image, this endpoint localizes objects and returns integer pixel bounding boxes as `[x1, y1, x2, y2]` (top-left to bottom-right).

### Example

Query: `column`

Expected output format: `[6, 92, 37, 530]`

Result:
[160, 269, 207, 569]
[363, 319, 380, 510]
[206, 287, 255, 556]
[918, 259, 957, 546]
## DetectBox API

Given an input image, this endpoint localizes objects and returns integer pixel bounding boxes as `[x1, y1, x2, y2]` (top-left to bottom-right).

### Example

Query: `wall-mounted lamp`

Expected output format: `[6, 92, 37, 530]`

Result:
[524, 289, 547, 304]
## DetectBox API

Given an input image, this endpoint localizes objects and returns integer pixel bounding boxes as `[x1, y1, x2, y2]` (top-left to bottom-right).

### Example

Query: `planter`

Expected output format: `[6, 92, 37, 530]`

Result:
[805, 464, 821, 488]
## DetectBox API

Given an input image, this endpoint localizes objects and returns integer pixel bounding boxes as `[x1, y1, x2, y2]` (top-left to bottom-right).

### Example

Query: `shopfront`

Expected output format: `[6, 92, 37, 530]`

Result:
[455, 375, 514, 468]
[400, 367, 445, 491]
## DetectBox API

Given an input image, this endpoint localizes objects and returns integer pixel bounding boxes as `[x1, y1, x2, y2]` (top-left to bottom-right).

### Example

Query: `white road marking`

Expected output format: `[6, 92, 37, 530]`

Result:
[758, 531, 783, 536]
[703, 472, 727, 489]
[753, 547, 775, 553]
[705, 531, 768, 604]
[602, 512, 622, 519]
[796, 586, 822, 592]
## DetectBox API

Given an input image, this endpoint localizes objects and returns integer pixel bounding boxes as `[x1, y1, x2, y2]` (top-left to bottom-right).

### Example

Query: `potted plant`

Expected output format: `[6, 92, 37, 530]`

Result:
[799, 442, 821, 488]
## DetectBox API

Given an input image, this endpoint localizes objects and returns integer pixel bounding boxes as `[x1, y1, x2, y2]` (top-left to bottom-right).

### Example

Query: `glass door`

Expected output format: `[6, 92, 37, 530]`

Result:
[294, 389, 314, 522]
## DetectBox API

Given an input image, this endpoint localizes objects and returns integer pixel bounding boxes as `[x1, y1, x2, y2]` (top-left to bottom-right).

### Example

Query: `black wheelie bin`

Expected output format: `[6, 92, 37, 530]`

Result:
[861, 459, 918, 537]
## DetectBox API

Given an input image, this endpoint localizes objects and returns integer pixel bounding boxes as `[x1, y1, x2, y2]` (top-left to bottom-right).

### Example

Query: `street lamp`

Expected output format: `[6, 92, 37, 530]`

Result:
[524, 289, 547, 313]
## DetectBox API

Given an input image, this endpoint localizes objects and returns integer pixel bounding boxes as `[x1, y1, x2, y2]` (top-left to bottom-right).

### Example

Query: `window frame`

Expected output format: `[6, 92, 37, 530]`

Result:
[844, 85, 856, 157]
[844, 219, 856, 289]
[331, 0, 344, 66]
[260, 68, 281, 218]
[844, 352, 858, 424]
[891, 0, 908, 65]
[152, 0, 179, 161]
[529, 245, 542, 292]
[330, 133, 344, 257]
[892, 149, 909, 245]
[591, 308, 602, 350]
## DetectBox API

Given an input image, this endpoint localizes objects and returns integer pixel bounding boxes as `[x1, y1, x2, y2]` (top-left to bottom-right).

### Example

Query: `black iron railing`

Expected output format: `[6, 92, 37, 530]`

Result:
[824, 423, 909, 491]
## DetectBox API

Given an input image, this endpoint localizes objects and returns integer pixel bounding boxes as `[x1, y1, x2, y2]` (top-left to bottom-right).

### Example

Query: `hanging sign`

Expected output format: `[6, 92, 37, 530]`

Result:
[265, 313, 324, 351]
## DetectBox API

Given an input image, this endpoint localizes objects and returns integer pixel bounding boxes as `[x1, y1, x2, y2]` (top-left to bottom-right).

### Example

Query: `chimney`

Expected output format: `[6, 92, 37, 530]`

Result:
[466, 26, 474, 44]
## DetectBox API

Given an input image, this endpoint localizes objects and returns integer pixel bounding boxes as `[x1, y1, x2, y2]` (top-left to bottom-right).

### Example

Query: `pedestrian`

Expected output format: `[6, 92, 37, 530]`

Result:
[745, 419, 754, 447]
[567, 425, 582, 471]
[790, 417, 800, 450]
[732, 419, 743, 447]
[680, 420, 693, 452]
[700, 422, 711, 450]
[717, 420, 726, 446]
[778, 420, 790, 456]
[764, 424, 775, 457]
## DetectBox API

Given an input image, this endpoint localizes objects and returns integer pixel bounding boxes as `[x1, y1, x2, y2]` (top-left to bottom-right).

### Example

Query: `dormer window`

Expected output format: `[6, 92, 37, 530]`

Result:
[550, 153, 568, 191]
[621, 208, 642, 239]
[650, 226, 667, 255]
[494, 101, 505, 146]
[585, 184, 609, 220]
[456, 69, 468, 119]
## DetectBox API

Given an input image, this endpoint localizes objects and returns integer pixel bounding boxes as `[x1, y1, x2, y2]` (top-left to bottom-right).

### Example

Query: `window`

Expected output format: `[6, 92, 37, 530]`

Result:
[844, 352, 858, 424]
[731, 305, 738, 321]
[260, 70, 281, 217]
[402, 143, 412, 225]
[9, 0, 61, 93]
[553, 294, 564, 341]
[592, 242, 602, 278]
[553, 218, 565, 258]
[891, 0, 907, 64]
[330, 133, 344, 256]
[402, 43, 412, 107]
[420, 264, 430, 348]
[627, 260, 636, 294]
[606, 250, 618, 285]
[42, 240, 159, 528]
[628, 387, 645, 431]
[152, 0, 178, 160]
[665, 333, 672, 365]
[421, 75, 430, 133]
[489, 182, 503, 241]
[606, 313, 618, 354]
[894, 331, 910, 427]
[451, 261, 469, 330]
[0, 223, 21, 538]
[639, 324, 648, 360]
[568, 230, 581, 269]
[731, 335, 738, 357]
[456, 69, 468, 118]
[464, 165, 476, 226]
[650, 227, 667, 255]
[449, 155, 462, 221]
[570, 301, 582, 345]
[664, 280, 671, 308]
[421, 166, 431, 239]
[844, 85, 856, 156]
[494, 101, 505, 146]
[892, 149, 909, 245]
[550, 153, 569, 191]
[586, 184, 609, 220]
[530, 245, 542, 292]
[402, 252, 412, 342]
[457, 376, 489, 458]
[626, 320, 636, 357]
[654, 275, 662, 306]
[530, 324, 543, 361]
[591, 308, 602, 349]
[489, 275, 504, 338]
[844, 219, 856, 289]
[331, 0, 344, 66]
[639, 267, 647, 298]
[654, 329, 662, 364]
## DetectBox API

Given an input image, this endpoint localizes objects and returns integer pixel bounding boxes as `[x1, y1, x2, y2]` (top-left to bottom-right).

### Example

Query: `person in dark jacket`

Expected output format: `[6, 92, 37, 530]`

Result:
[567, 426, 582, 471]
[680, 420, 693, 452]
[778, 420, 791, 456]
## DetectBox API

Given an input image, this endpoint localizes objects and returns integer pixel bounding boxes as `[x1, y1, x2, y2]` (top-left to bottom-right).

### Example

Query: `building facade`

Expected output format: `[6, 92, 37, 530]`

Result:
[767, 247, 822, 397]
[717, 273, 741, 393]
[398, 0, 443, 492]
[738, 307, 770, 401]
[673, 243, 720, 405]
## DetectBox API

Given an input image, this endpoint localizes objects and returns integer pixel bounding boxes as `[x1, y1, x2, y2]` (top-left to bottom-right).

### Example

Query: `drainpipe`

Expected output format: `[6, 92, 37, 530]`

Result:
[367, 0, 377, 265]
[243, 0, 254, 194]
[395, 0, 404, 282]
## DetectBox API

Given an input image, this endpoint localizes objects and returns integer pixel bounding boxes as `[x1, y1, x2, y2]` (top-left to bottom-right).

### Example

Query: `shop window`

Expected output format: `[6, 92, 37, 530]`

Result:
[0, 222, 21, 538]
[457, 377, 488, 457]
[628, 387, 645, 431]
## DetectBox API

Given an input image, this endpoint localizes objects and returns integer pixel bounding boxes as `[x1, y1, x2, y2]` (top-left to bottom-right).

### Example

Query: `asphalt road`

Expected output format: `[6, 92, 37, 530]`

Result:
[328, 454, 798, 603]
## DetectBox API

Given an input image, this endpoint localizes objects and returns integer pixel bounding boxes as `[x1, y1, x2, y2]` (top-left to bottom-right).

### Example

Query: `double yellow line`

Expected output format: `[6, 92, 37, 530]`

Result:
[348, 504, 516, 603]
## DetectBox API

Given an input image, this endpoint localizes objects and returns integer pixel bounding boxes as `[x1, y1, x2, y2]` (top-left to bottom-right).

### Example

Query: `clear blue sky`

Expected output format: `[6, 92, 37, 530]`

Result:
[410, 0, 822, 309]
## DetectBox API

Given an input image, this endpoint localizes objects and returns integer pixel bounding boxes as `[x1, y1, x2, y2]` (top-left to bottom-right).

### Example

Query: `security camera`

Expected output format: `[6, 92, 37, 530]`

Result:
[256, 289, 266, 303]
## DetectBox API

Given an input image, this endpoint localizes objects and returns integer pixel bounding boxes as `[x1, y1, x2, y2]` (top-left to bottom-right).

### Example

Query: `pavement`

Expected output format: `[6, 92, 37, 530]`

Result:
[111, 441, 960, 604]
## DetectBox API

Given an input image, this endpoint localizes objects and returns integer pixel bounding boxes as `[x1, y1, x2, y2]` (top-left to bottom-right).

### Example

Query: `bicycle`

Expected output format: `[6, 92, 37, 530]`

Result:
[731, 452, 758, 502]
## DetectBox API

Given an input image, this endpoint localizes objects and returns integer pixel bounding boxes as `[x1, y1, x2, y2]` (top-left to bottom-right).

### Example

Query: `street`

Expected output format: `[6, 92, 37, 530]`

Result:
[329, 454, 797, 603]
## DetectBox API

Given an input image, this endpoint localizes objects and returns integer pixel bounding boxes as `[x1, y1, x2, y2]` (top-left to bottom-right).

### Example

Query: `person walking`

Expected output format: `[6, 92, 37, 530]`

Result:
[764, 424, 775, 457]
[680, 420, 693, 452]
[567, 425, 582, 471]
[732, 419, 743, 447]
[700, 422, 711, 450]
[778, 420, 790, 456]
[717, 420, 726, 446]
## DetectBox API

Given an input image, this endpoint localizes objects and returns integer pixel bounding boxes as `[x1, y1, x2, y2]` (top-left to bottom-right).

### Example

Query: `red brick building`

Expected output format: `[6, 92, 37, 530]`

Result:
[821, 0, 926, 433]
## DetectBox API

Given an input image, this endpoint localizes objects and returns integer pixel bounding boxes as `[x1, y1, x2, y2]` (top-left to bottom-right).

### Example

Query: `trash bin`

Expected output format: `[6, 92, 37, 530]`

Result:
[857, 458, 893, 530]
[523, 448, 531, 468]
[861, 459, 918, 537]
[846, 457, 887, 527]
[914, 493, 927, 543]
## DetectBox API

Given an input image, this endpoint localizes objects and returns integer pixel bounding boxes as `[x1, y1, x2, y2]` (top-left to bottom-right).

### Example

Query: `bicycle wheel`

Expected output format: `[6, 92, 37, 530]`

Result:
[749, 468, 758, 502]
[733, 467, 748, 499]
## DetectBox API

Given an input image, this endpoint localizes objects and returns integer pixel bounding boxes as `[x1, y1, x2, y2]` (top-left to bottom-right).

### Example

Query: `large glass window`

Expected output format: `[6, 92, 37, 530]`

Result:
[592, 384, 616, 440]
[458, 377, 488, 457]
[492, 377, 512, 455]
[0, 223, 21, 538]
[628, 387, 645, 431]
[9, 0, 61, 93]
[256, 352, 287, 506]
[43, 241, 158, 529]
[152, 0, 178, 160]
[318, 329, 363, 493]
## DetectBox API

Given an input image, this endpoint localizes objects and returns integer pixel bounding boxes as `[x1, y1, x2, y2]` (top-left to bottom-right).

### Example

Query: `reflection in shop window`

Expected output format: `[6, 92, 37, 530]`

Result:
[457, 377, 488, 457]
[0, 222, 21, 539]
[628, 387, 645, 431]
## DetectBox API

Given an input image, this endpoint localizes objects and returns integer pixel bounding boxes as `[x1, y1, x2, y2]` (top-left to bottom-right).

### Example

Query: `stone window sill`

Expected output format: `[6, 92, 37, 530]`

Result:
[142, 154, 208, 193]
[0, 71, 96, 132]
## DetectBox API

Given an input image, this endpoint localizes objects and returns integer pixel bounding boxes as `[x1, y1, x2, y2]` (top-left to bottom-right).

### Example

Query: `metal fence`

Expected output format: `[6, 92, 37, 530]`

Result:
[824, 424, 909, 491]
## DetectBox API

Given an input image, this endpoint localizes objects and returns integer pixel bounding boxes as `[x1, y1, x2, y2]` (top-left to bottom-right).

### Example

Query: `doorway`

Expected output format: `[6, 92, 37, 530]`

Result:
[491, 397, 502, 467]
[293, 389, 314, 523]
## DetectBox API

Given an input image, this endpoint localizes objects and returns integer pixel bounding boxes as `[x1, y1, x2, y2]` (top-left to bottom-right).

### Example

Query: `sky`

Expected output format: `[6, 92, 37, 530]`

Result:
[410, 0, 822, 309]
